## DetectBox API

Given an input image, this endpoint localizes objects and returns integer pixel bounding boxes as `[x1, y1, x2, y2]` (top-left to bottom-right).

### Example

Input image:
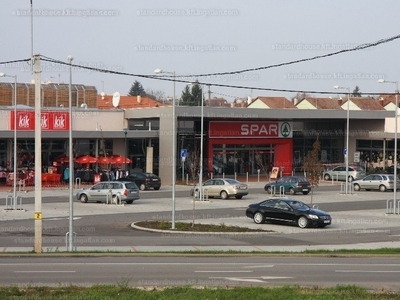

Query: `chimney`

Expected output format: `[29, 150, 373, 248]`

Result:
[137, 95, 141, 104]
[338, 98, 343, 106]
[378, 97, 384, 107]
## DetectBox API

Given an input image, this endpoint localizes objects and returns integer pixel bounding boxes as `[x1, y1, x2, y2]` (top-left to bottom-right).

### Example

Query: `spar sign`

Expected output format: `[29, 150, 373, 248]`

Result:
[209, 121, 292, 138]
[10, 111, 70, 131]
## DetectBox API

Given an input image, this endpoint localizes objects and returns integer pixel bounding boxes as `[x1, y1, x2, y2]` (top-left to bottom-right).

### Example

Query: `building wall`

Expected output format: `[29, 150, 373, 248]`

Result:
[246, 100, 269, 108]
[158, 115, 174, 185]
[296, 101, 316, 109]
[0, 109, 125, 132]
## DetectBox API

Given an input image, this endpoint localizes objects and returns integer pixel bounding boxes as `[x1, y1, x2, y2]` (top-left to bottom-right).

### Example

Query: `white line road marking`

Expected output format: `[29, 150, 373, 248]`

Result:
[220, 278, 266, 283]
[195, 270, 252, 273]
[336, 270, 400, 273]
[14, 271, 76, 273]
[243, 265, 274, 268]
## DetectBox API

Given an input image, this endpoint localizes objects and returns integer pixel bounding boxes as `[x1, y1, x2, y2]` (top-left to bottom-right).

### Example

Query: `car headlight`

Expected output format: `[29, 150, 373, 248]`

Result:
[308, 214, 319, 220]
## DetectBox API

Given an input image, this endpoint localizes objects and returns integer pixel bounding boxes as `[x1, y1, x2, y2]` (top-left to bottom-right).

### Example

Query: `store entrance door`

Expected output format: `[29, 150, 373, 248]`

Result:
[212, 145, 274, 176]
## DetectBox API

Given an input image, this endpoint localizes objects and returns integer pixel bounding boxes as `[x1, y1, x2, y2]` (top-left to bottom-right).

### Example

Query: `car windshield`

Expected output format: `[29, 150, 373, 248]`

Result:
[287, 200, 309, 211]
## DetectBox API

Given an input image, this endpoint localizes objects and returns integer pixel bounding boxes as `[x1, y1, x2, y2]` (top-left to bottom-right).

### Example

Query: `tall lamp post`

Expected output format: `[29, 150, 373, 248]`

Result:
[334, 85, 350, 194]
[188, 82, 205, 200]
[0, 73, 17, 209]
[67, 55, 74, 251]
[378, 79, 399, 212]
[154, 68, 176, 229]
[124, 130, 127, 174]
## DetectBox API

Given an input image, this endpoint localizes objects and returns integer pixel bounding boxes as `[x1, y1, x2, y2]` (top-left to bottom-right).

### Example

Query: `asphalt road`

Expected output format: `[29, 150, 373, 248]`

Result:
[0, 256, 399, 290]
[1, 184, 400, 251]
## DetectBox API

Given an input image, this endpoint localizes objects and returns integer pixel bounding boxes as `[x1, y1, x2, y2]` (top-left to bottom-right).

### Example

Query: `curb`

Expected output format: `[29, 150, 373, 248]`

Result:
[130, 221, 276, 235]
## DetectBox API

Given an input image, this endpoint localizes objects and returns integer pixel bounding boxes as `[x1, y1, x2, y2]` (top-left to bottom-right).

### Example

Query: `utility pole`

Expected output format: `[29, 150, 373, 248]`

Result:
[34, 53, 42, 253]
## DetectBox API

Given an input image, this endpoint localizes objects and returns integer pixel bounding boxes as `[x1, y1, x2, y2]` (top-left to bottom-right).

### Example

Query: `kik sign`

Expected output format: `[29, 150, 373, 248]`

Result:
[209, 121, 292, 138]
[10, 111, 70, 131]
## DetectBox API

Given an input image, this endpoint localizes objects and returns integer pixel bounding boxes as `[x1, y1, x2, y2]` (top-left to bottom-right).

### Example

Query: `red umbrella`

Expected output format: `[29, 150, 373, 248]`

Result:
[55, 154, 70, 163]
[97, 156, 113, 164]
[74, 155, 97, 164]
[110, 155, 132, 164]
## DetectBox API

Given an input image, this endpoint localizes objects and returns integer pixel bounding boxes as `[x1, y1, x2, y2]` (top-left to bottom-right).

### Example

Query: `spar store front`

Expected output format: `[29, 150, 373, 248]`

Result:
[207, 121, 293, 177]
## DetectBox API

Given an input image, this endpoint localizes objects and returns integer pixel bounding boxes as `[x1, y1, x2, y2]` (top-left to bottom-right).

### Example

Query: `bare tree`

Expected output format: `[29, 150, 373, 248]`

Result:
[302, 137, 324, 205]
[145, 88, 165, 102]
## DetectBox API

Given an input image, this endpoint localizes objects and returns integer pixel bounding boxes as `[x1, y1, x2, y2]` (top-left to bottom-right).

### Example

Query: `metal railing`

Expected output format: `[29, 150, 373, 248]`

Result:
[5, 195, 22, 210]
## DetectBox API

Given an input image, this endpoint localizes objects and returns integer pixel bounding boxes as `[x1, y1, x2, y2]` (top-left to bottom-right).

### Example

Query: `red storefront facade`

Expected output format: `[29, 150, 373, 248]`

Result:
[208, 121, 293, 176]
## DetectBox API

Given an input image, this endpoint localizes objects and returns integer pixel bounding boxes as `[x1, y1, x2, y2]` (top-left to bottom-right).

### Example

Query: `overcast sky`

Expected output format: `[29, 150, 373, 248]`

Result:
[1, 0, 400, 102]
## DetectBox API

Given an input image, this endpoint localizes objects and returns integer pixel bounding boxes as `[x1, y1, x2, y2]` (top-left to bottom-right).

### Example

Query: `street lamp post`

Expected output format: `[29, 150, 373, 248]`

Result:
[154, 68, 176, 229]
[124, 130, 127, 174]
[188, 82, 205, 200]
[334, 85, 350, 194]
[0, 73, 17, 209]
[378, 79, 399, 212]
[67, 55, 74, 251]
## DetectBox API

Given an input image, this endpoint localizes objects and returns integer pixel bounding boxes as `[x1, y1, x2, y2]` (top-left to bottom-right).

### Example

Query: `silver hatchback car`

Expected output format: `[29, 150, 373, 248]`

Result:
[352, 174, 400, 192]
[76, 181, 140, 204]
[323, 165, 366, 182]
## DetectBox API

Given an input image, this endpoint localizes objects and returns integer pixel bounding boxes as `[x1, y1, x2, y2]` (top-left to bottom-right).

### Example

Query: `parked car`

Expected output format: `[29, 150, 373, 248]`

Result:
[352, 174, 400, 192]
[264, 176, 311, 195]
[245, 198, 331, 228]
[76, 181, 140, 204]
[323, 165, 366, 182]
[118, 172, 161, 191]
[190, 178, 248, 200]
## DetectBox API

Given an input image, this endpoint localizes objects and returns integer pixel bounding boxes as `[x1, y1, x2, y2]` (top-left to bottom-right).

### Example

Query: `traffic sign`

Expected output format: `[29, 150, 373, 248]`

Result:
[343, 148, 347, 156]
[181, 149, 187, 158]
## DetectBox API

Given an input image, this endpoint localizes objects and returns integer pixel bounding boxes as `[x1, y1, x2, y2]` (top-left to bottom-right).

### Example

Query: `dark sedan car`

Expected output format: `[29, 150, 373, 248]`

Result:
[264, 176, 311, 195]
[118, 172, 161, 191]
[246, 198, 331, 228]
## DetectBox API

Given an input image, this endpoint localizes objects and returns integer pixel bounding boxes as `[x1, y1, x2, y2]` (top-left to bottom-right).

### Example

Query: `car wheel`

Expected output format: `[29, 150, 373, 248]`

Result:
[266, 186, 272, 194]
[79, 194, 88, 203]
[298, 216, 309, 228]
[379, 185, 387, 192]
[253, 212, 264, 224]
[126, 200, 133, 204]
[289, 188, 295, 195]
[154, 187, 160, 191]
[139, 184, 146, 191]
[348, 176, 354, 183]
[302, 191, 309, 195]
[235, 195, 243, 199]
[324, 174, 331, 180]
[354, 184, 360, 191]
[220, 191, 229, 200]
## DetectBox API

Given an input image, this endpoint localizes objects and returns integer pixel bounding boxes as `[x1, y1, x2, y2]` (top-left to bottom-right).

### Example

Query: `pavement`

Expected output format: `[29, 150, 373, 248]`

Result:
[1, 179, 400, 253]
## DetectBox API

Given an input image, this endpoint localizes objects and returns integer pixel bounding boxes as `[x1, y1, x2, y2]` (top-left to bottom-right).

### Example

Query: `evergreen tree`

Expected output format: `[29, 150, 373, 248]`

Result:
[128, 80, 146, 96]
[352, 86, 362, 97]
[180, 85, 192, 106]
[180, 82, 203, 106]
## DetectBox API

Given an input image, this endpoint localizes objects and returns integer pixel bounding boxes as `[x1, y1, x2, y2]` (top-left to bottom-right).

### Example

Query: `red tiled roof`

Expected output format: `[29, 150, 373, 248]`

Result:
[252, 96, 297, 109]
[347, 97, 385, 110]
[297, 97, 343, 109]
[97, 95, 165, 109]
[377, 94, 398, 108]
